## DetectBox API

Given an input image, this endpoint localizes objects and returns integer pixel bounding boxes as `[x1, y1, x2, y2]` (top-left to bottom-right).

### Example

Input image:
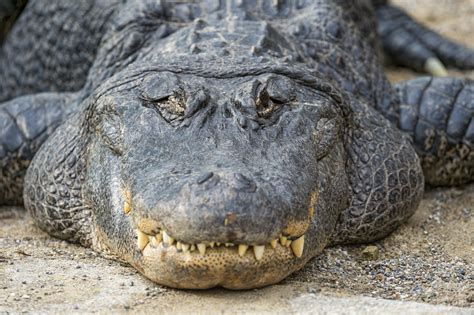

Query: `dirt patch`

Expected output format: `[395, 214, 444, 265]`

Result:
[1, 0, 473, 313]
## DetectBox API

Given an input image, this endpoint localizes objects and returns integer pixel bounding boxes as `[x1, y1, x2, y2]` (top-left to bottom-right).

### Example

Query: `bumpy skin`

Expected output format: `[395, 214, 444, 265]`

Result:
[395, 77, 474, 186]
[1, 0, 473, 289]
[0, 92, 77, 205]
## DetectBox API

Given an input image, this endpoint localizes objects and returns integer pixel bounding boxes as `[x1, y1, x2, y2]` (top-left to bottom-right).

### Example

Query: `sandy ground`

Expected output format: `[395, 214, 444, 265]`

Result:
[1, 0, 473, 314]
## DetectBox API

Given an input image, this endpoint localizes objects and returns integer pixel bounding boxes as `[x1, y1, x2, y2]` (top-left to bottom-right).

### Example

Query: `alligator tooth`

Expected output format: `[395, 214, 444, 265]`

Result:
[238, 244, 248, 257]
[270, 240, 277, 248]
[137, 230, 149, 251]
[253, 245, 265, 260]
[190, 244, 196, 251]
[155, 233, 163, 243]
[286, 240, 292, 247]
[123, 189, 132, 214]
[163, 231, 174, 245]
[197, 243, 206, 255]
[291, 235, 305, 258]
[181, 243, 190, 252]
[150, 235, 159, 247]
[176, 242, 182, 250]
[209, 242, 215, 248]
[225, 243, 234, 247]
[123, 201, 131, 214]
[216, 243, 221, 246]
[280, 236, 287, 246]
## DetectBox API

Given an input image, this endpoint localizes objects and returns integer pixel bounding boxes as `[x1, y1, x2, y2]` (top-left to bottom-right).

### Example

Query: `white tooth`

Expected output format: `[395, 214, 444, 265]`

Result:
[150, 235, 159, 247]
[181, 243, 190, 252]
[225, 243, 234, 247]
[291, 235, 305, 258]
[270, 240, 277, 248]
[197, 243, 206, 255]
[280, 236, 287, 246]
[155, 233, 163, 244]
[190, 244, 196, 251]
[253, 245, 265, 260]
[123, 201, 131, 214]
[137, 230, 149, 251]
[286, 240, 292, 247]
[209, 242, 215, 248]
[216, 243, 221, 246]
[163, 231, 175, 245]
[238, 244, 248, 257]
[176, 242, 182, 250]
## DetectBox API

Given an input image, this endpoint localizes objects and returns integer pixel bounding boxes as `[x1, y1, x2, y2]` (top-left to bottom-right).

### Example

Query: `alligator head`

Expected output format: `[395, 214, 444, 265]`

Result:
[82, 62, 350, 289]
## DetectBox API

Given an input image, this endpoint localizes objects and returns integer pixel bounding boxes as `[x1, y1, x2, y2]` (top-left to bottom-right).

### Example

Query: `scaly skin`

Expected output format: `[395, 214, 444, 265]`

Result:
[1, 0, 473, 289]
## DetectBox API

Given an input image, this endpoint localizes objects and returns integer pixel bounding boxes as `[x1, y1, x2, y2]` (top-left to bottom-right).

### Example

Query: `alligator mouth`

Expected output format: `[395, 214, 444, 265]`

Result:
[131, 225, 308, 289]
[123, 190, 312, 288]
[136, 228, 305, 260]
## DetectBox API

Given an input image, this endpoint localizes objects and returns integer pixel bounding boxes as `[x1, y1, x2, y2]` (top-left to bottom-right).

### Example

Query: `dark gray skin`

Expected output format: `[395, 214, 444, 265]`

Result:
[1, 0, 473, 289]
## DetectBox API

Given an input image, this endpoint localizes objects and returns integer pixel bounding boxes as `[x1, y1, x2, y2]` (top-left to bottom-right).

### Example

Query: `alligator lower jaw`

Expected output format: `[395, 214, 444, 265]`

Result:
[136, 228, 305, 260]
[132, 228, 308, 289]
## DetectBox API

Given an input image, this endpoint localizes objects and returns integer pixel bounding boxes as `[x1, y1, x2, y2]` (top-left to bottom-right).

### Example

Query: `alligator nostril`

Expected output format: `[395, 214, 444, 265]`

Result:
[197, 172, 214, 184]
[234, 173, 257, 192]
[234, 172, 250, 183]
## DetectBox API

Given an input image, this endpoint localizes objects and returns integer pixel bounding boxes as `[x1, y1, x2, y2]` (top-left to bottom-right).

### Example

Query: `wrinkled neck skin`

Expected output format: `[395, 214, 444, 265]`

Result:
[77, 0, 374, 289]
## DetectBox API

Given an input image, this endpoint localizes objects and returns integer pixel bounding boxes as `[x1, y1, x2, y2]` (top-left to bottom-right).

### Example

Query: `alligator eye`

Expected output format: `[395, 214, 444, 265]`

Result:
[255, 86, 283, 119]
[233, 76, 293, 122]
[152, 89, 187, 123]
[142, 88, 208, 124]
[139, 72, 189, 123]
[140, 88, 187, 123]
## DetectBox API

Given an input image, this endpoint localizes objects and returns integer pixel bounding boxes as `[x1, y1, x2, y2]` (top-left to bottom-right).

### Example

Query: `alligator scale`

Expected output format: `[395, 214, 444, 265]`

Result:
[0, 0, 473, 289]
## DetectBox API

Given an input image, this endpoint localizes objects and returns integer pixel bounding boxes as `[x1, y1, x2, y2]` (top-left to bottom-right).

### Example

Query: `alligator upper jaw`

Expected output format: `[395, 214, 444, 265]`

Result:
[132, 227, 308, 289]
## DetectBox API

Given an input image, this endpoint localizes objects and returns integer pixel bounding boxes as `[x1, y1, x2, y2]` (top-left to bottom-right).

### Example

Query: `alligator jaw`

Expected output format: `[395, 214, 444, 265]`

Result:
[136, 228, 305, 260]
[128, 224, 310, 289]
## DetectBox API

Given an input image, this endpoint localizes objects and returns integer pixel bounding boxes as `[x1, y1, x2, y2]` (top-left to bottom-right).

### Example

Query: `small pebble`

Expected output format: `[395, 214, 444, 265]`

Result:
[362, 246, 379, 260]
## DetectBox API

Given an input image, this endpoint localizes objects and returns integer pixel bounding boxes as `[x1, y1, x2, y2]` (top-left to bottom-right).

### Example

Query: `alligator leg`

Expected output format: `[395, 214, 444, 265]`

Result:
[0, 92, 78, 205]
[331, 77, 473, 244]
[0, 0, 118, 102]
[332, 100, 424, 244]
[395, 77, 474, 186]
[375, 1, 474, 75]
[23, 112, 93, 247]
[330, 98, 424, 245]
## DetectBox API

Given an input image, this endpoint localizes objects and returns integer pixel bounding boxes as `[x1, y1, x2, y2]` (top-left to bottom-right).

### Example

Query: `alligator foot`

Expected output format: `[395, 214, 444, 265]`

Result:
[0, 92, 77, 205]
[395, 77, 474, 186]
[23, 109, 93, 246]
[376, 3, 474, 75]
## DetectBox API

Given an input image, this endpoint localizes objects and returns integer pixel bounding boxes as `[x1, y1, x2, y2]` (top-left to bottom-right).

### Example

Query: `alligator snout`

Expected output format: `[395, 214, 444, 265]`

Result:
[196, 171, 257, 193]
[130, 167, 309, 248]
[119, 166, 313, 269]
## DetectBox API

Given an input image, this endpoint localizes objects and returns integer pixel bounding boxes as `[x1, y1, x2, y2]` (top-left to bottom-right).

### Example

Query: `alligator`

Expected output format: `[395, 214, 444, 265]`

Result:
[0, 0, 473, 289]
